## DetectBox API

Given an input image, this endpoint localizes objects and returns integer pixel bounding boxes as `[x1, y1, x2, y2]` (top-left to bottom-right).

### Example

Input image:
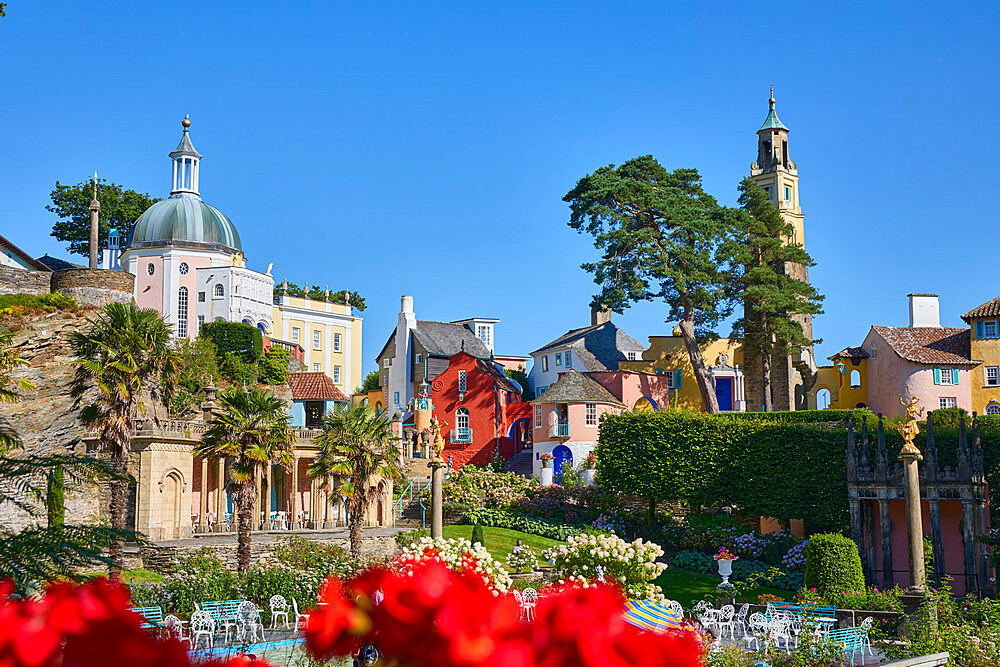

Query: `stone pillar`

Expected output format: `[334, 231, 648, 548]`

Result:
[430, 460, 445, 539]
[962, 500, 979, 595]
[264, 464, 273, 529]
[878, 499, 893, 588]
[290, 456, 300, 529]
[862, 501, 877, 584]
[899, 450, 925, 592]
[928, 498, 944, 583]
[199, 457, 209, 532]
[216, 458, 226, 531]
[88, 185, 100, 270]
[252, 467, 262, 531]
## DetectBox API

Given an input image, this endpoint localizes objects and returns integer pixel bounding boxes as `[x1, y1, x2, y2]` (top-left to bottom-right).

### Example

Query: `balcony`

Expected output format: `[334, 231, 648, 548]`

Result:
[550, 423, 570, 438]
[450, 428, 473, 444]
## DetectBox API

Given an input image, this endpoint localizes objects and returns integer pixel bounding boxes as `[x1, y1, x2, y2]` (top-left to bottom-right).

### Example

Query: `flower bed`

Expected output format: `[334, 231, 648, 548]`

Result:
[399, 536, 513, 593]
[462, 507, 601, 541]
[542, 533, 667, 601]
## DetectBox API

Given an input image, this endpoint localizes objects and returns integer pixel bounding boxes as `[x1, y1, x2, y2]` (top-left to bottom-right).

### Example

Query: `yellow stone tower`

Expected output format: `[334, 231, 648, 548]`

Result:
[744, 88, 815, 411]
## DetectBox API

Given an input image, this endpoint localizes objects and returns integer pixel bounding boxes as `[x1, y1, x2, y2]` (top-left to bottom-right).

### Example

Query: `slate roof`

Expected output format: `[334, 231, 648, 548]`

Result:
[828, 346, 869, 361]
[531, 370, 625, 407]
[36, 254, 83, 271]
[287, 372, 350, 402]
[413, 320, 492, 357]
[476, 357, 522, 394]
[531, 321, 645, 372]
[871, 326, 977, 366]
[0, 235, 49, 271]
[962, 297, 1000, 323]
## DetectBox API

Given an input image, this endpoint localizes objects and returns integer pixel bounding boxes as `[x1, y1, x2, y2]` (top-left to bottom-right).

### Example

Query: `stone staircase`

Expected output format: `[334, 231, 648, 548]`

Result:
[504, 450, 534, 478]
[393, 457, 433, 528]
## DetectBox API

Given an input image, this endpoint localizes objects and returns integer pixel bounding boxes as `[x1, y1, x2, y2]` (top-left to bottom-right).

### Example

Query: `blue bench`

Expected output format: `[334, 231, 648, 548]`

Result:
[129, 606, 164, 631]
[199, 600, 244, 639]
[825, 627, 866, 665]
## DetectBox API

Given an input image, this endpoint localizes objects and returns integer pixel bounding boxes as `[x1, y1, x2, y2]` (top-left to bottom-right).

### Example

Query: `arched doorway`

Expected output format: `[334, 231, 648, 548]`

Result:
[159, 470, 184, 540]
[552, 445, 573, 484]
[816, 388, 832, 410]
[633, 397, 656, 412]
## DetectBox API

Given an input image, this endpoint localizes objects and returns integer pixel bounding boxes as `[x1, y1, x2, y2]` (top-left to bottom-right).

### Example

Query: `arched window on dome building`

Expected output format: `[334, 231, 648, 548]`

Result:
[177, 287, 188, 338]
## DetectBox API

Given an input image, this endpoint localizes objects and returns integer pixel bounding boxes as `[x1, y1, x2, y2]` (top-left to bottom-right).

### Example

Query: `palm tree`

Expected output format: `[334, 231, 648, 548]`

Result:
[69, 303, 179, 575]
[310, 403, 400, 559]
[196, 387, 293, 573]
[0, 328, 34, 450]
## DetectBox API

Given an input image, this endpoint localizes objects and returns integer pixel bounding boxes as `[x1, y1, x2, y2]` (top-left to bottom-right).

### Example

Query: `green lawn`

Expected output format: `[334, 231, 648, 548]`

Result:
[80, 568, 164, 585]
[655, 566, 791, 609]
[444, 524, 561, 564]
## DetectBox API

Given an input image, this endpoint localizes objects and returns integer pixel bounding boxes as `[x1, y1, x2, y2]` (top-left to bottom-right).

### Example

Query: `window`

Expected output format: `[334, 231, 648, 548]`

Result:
[198, 291, 206, 302]
[850, 369, 861, 389]
[179, 262, 189, 275]
[312, 363, 320, 372]
[542, 355, 549, 372]
[415, 353, 423, 366]
[987, 367, 1000, 387]
[313, 330, 321, 350]
[585, 403, 597, 426]
[870, 341, 877, 359]
[305, 401, 324, 428]
[333, 365, 341, 384]
[784, 185, 792, 201]
[987, 404, 1000, 415]
[383, 358, 391, 368]
[213, 283, 224, 298]
[537, 385, 547, 396]
[666, 371, 675, 389]
[394, 391, 400, 406]
[984, 321, 998, 339]
[333, 333, 342, 352]
[940, 397, 957, 409]
[555, 353, 562, 366]
[534, 405, 542, 428]
[291, 327, 300, 344]
[176, 287, 188, 338]
[456, 408, 470, 430]
[935, 368, 958, 386]
[146, 263, 155, 276]
[565, 351, 572, 368]
[197, 315, 205, 330]
[458, 370, 467, 393]
[626, 351, 638, 361]
[477, 325, 491, 347]
[764, 185, 774, 200]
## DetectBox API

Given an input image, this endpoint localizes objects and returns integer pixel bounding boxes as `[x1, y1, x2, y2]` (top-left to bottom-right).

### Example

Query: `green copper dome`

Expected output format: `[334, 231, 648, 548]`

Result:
[125, 193, 242, 253]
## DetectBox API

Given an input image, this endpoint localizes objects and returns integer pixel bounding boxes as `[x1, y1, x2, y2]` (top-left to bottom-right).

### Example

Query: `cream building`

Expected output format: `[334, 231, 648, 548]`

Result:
[273, 289, 363, 394]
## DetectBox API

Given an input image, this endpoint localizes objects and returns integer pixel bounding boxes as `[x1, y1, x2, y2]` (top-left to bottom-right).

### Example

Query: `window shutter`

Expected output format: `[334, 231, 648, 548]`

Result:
[674, 369, 682, 389]
[952, 368, 960, 385]
[933, 368, 941, 385]
[977, 321, 985, 338]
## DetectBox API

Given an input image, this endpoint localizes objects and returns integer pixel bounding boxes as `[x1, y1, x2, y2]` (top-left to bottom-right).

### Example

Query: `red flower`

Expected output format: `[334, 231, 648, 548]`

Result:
[305, 576, 372, 662]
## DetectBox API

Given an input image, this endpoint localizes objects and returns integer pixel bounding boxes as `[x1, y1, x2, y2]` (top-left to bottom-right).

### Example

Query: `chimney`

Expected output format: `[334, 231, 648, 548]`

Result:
[401, 295, 414, 314]
[908, 293, 940, 328]
[591, 303, 612, 326]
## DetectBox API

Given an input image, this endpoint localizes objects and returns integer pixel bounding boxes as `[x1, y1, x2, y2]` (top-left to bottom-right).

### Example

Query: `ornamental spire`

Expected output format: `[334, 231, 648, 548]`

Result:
[170, 116, 202, 196]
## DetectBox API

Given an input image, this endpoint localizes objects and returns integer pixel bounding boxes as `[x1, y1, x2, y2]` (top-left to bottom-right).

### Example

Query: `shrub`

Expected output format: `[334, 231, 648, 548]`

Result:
[0, 292, 77, 314]
[398, 536, 512, 592]
[159, 548, 240, 614]
[273, 535, 354, 576]
[672, 550, 715, 574]
[242, 562, 326, 613]
[803, 533, 865, 597]
[169, 337, 221, 416]
[800, 585, 903, 613]
[258, 346, 290, 385]
[505, 547, 537, 574]
[462, 508, 599, 541]
[201, 321, 263, 362]
[542, 533, 667, 601]
[220, 351, 259, 385]
[471, 523, 485, 546]
[395, 527, 430, 548]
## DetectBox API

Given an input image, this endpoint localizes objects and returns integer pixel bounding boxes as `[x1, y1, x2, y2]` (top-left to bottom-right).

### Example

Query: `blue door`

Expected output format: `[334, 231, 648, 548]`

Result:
[715, 378, 733, 411]
[552, 445, 573, 484]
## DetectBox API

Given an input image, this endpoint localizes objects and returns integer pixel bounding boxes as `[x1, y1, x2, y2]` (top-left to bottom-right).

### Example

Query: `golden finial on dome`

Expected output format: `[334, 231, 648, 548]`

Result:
[769, 82, 775, 105]
[182, 114, 191, 129]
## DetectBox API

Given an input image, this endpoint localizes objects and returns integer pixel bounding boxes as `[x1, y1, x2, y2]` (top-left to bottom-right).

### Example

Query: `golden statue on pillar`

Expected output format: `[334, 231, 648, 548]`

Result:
[428, 416, 447, 462]
[898, 394, 924, 458]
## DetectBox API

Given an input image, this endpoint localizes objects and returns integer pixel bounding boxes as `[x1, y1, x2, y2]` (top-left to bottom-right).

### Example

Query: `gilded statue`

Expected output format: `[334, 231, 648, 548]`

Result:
[428, 416, 447, 462]
[897, 394, 924, 457]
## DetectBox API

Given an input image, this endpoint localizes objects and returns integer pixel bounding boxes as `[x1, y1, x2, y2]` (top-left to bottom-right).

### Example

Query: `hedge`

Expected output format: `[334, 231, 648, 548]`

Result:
[200, 321, 263, 362]
[461, 508, 597, 541]
[804, 533, 865, 597]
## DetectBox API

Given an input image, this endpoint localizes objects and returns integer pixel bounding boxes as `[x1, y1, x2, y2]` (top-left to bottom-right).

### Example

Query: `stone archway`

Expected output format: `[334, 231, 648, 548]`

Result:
[158, 469, 185, 540]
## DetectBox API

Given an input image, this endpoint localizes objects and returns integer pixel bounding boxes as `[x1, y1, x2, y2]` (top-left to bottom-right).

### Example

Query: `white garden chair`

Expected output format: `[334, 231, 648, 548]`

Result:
[236, 601, 266, 643]
[692, 600, 719, 629]
[190, 610, 215, 649]
[665, 599, 684, 619]
[767, 617, 794, 651]
[859, 616, 874, 657]
[520, 588, 538, 622]
[734, 603, 750, 640]
[163, 614, 189, 646]
[292, 598, 310, 629]
[270, 595, 290, 629]
[746, 612, 767, 650]
[717, 605, 736, 639]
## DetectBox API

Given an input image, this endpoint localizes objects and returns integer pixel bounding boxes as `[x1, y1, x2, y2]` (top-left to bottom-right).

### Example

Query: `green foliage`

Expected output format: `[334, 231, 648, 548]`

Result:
[596, 410, 851, 532]
[258, 346, 290, 385]
[169, 337, 221, 416]
[799, 585, 904, 613]
[804, 533, 865, 597]
[279, 283, 366, 311]
[396, 528, 430, 548]
[725, 409, 868, 424]
[0, 292, 77, 316]
[462, 508, 599, 541]
[360, 370, 380, 393]
[673, 549, 715, 573]
[47, 179, 159, 256]
[219, 351, 259, 386]
[504, 366, 533, 400]
[201, 321, 263, 362]
[46, 465, 64, 528]
[471, 522, 485, 545]
[505, 547, 538, 574]
[273, 535, 354, 574]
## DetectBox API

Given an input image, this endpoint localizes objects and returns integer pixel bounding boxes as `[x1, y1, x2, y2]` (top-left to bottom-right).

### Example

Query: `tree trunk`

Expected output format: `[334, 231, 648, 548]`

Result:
[107, 428, 132, 579]
[236, 478, 255, 574]
[348, 493, 364, 559]
[677, 318, 720, 413]
[761, 353, 773, 413]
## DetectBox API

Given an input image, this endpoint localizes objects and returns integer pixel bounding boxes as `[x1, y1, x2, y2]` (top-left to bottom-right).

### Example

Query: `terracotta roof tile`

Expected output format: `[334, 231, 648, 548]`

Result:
[962, 297, 1000, 323]
[287, 372, 350, 402]
[871, 326, 976, 366]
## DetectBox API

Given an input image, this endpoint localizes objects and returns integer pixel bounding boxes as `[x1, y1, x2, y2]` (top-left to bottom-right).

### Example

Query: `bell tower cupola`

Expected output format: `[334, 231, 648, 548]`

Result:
[750, 86, 803, 242]
[169, 115, 202, 197]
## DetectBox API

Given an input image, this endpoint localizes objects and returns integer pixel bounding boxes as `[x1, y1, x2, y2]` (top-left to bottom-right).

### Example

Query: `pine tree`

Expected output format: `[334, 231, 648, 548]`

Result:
[730, 178, 824, 411]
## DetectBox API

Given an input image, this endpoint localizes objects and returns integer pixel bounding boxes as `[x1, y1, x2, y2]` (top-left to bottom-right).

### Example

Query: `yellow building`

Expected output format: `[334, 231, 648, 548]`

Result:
[273, 290, 363, 395]
[962, 297, 1000, 415]
[619, 331, 746, 412]
[809, 347, 869, 410]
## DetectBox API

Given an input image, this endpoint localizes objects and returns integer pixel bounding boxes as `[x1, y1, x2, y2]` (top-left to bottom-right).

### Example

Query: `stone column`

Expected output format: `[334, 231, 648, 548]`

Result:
[290, 456, 300, 529]
[928, 498, 944, 583]
[430, 460, 445, 539]
[88, 184, 100, 269]
[878, 499, 893, 588]
[215, 458, 226, 531]
[264, 464, 273, 529]
[962, 500, 979, 595]
[199, 457, 209, 532]
[310, 477, 320, 528]
[899, 450, 925, 592]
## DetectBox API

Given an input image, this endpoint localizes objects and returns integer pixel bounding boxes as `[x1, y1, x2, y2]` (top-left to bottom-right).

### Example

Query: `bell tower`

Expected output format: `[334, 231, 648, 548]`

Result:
[744, 88, 815, 411]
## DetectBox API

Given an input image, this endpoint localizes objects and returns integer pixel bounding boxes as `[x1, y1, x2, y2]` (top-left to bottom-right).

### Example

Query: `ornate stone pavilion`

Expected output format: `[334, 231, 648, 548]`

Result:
[84, 391, 393, 542]
[846, 412, 992, 596]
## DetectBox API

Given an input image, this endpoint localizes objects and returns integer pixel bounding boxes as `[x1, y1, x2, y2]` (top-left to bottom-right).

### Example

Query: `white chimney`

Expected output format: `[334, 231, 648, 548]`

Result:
[908, 293, 940, 328]
[401, 295, 414, 314]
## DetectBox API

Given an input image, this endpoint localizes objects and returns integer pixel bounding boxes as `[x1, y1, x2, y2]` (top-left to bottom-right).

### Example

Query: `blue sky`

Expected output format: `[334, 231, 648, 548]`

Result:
[2, 3, 997, 379]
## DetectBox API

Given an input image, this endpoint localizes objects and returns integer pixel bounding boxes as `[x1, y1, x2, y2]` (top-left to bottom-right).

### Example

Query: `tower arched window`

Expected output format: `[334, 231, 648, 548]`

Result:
[456, 408, 470, 434]
[177, 287, 188, 338]
[816, 388, 831, 410]
[987, 404, 1000, 415]
[214, 284, 224, 298]
[850, 370, 861, 389]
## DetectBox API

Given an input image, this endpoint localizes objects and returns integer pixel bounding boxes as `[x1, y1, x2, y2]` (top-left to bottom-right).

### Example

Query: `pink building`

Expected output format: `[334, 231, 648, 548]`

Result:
[588, 370, 674, 412]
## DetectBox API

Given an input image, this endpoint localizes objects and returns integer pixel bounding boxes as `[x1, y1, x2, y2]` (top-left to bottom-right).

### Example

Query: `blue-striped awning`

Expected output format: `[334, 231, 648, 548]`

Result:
[622, 600, 683, 633]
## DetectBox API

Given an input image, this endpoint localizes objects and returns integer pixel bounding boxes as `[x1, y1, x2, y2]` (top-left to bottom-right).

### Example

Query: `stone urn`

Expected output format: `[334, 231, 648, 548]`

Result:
[716, 558, 735, 585]
[540, 457, 554, 486]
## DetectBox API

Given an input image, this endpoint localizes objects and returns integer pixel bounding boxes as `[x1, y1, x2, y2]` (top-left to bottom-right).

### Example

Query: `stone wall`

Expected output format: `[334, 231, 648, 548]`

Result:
[51, 269, 134, 307]
[0, 265, 51, 296]
[140, 532, 398, 574]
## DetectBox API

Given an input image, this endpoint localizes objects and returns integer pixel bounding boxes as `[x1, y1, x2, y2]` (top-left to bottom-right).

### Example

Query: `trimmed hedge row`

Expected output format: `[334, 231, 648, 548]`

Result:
[201, 321, 263, 362]
[461, 508, 597, 541]
[804, 533, 865, 597]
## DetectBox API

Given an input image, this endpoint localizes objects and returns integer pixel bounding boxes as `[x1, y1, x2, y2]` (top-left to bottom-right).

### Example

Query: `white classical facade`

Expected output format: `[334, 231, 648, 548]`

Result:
[196, 265, 274, 334]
